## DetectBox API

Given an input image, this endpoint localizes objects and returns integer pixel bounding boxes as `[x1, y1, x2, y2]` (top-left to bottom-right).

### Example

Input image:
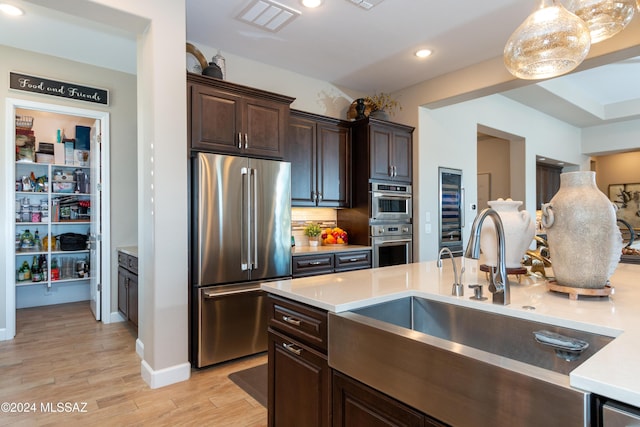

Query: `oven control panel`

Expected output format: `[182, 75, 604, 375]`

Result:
[371, 224, 413, 236]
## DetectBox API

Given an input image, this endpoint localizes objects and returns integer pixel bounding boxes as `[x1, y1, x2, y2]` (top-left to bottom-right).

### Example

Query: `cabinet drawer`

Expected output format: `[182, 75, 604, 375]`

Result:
[118, 252, 128, 268]
[127, 255, 138, 274]
[292, 254, 334, 277]
[268, 295, 327, 352]
[335, 250, 371, 272]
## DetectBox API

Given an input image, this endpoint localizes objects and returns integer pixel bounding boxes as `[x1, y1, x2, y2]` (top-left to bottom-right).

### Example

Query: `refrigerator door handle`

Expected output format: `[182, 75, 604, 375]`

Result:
[241, 167, 250, 271]
[251, 168, 259, 270]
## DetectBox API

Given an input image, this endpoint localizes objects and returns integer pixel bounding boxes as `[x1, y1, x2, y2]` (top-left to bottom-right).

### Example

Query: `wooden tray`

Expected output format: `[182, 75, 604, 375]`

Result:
[547, 280, 612, 300]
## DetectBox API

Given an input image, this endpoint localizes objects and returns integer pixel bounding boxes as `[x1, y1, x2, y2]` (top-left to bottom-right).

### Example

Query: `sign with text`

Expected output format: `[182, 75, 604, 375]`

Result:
[9, 72, 109, 106]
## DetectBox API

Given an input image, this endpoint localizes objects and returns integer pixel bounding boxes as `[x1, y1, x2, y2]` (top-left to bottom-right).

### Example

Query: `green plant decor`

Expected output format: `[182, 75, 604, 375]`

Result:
[304, 223, 322, 237]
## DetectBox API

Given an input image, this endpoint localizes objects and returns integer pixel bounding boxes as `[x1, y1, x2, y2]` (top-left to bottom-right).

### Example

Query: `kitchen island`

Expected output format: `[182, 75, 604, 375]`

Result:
[261, 259, 640, 412]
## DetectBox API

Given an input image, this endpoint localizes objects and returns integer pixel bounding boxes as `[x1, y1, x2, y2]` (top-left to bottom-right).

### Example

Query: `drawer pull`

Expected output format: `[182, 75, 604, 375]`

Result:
[349, 258, 359, 262]
[309, 261, 324, 265]
[282, 342, 302, 356]
[282, 315, 301, 326]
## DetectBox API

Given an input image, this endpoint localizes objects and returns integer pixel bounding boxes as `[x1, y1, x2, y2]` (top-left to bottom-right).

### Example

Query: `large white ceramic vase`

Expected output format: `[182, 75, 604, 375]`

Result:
[480, 198, 536, 269]
[541, 171, 623, 289]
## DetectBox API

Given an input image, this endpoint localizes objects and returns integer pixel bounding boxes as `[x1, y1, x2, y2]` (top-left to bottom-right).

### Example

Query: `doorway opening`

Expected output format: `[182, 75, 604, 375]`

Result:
[476, 125, 526, 209]
[5, 98, 111, 339]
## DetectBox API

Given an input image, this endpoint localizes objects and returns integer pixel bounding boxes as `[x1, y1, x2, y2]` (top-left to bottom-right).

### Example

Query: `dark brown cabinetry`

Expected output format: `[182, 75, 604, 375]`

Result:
[188, 74, 294, 159]
[268, 295, 330, 427]
[292, 250, 371, 278]
[117, 250, 138, 328]
[351, 118, 413, 184]
[288, 110, 350, 207]
[332, 371, 446, 427]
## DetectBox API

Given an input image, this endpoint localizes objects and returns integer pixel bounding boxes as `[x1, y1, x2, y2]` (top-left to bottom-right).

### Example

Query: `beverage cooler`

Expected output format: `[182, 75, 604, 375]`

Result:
[438, 167, 464, 257]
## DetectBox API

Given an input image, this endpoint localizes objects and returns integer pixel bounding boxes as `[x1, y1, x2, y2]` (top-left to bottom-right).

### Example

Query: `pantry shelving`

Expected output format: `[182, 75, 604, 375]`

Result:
[15, 161, 92, 289]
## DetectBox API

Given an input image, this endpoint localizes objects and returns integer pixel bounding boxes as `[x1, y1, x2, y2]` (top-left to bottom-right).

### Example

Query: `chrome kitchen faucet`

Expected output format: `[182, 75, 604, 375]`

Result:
[437, 247, 464, 296]
[465, 208, 510, 305]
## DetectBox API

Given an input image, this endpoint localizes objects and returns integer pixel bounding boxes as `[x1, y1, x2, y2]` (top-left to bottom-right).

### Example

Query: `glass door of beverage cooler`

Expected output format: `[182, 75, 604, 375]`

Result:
[439, 167, 464, 257]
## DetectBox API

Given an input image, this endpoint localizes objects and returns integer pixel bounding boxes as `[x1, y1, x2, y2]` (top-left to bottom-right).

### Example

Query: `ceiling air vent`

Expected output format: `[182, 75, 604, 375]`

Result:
[236, 0, 301, 32]
[347, 0, 384, 10]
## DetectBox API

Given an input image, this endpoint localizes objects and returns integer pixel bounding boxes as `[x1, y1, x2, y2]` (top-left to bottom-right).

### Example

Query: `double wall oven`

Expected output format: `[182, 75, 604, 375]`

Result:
[369, 182, 413, 268]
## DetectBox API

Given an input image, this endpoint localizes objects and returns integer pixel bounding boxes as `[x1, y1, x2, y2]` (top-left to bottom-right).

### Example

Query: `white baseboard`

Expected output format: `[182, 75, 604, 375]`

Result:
[0, 328, 7, 341]
[135, 338, 144, 359]
[141, 360, 191, 389]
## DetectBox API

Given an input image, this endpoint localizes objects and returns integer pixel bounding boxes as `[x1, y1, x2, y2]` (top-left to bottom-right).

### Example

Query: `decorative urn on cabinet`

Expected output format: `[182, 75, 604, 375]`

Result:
[480, 198, 536, 269]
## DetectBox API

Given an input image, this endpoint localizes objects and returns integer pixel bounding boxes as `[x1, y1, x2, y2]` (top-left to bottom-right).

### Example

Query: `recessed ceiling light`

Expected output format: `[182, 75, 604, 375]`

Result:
[415, 49, 432, 58]
[0, 3, 24, 16]
[301, 0, 322, 7]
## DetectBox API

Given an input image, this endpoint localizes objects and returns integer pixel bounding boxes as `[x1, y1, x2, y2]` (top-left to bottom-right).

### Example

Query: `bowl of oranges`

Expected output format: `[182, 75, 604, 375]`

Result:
[321, 227, 348, 245]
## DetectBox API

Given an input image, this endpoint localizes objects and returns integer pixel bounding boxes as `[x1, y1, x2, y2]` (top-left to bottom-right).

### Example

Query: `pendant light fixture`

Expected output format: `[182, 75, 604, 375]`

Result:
[564, 0, 636, 43]
[504, 0, 591, 80]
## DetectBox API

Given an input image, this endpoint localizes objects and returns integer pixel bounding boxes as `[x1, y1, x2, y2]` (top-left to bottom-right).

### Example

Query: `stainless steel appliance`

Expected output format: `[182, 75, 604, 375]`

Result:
[439, 167, 464, 257]
[595, 396, 640, 427]
[370, 182, 412, 223]
[371, 224, 413, 268]
[192, 152, 291, 368]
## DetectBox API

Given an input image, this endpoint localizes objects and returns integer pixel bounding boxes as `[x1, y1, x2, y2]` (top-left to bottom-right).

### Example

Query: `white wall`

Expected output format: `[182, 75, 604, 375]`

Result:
[193, 45, 364, 119]
[0, 45, 137, 335]
[410, 94, 587, 261]
[582, 119, 640, 155]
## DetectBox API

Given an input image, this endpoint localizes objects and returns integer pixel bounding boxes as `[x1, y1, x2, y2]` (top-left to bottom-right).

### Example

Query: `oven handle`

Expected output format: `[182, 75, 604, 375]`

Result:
[372, 192, 412, 200]
[375, 238, 412, 245]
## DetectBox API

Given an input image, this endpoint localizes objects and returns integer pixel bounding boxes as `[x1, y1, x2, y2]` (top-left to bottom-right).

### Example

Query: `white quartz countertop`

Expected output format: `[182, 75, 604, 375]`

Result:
[117, 246, 138, 257]
[261, 259, 640, 407]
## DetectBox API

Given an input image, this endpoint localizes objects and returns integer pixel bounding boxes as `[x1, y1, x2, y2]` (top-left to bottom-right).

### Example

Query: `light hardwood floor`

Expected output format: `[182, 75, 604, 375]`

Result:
[0, 301, 267, 426]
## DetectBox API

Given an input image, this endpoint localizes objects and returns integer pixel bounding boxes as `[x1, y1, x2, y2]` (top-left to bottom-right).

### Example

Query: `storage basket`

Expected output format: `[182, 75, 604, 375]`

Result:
[58, 233, 87, 251]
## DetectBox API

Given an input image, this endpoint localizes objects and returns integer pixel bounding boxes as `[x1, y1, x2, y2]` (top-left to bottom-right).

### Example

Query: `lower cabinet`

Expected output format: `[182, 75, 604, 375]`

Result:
[117, 250, 138, 328]
[268, 329, 330, 427]
[332, 371, 447, 427]
[268, 294, 330, 427]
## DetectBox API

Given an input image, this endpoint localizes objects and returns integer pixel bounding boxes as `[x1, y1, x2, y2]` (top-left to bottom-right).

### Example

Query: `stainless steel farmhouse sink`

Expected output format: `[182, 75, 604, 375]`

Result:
[329, 297, 614, 427]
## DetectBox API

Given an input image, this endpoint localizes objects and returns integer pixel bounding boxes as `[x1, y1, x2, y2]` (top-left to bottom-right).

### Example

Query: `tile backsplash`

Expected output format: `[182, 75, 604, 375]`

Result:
[291, 207, 337, 246]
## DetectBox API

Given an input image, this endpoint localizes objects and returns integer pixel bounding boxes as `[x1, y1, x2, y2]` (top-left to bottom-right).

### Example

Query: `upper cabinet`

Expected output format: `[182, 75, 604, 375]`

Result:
[351, 118, 414, 183]
[188, 74, 294, 159]
[288, 110, 351, 208]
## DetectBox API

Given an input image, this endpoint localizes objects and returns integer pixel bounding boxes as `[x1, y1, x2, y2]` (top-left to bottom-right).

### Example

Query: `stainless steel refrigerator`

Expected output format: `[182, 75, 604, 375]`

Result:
[192, 152, 291, 368]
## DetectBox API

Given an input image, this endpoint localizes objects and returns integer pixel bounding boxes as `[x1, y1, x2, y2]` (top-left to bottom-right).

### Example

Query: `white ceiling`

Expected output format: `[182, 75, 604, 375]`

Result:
[2, 0, 640, 128]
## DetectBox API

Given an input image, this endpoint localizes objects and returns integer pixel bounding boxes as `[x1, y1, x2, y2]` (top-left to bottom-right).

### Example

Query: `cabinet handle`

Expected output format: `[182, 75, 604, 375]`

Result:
[282, 342, 302, 356]
[392, 165, 397, 177]
[282, 315, 301, 326]
[312, 191, 317, 201]
[317, 192, 322, 201]
[309, 261, 326, 266]
[237, 132, 242, 149]
[244, 133, 248, 149]
[388, 165, 393, 177]
[349, 258, 359, 262]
